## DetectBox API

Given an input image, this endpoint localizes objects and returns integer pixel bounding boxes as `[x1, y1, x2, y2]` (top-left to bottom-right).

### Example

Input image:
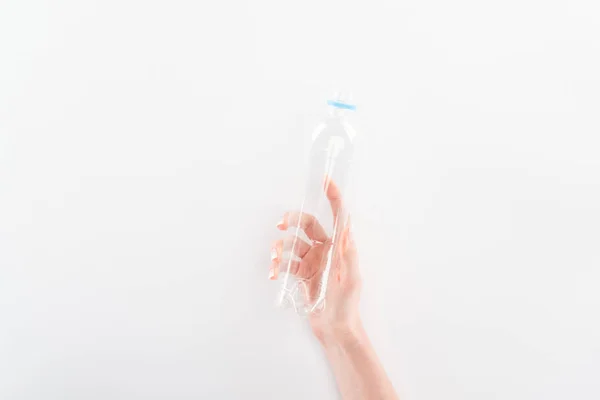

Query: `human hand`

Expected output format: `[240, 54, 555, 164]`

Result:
[268, 181, 398, 399]
[269, 179, 363, 343]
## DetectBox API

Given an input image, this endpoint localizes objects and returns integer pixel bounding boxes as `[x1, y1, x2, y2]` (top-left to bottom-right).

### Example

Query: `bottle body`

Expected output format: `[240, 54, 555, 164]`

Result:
[277, 107, 355, 315]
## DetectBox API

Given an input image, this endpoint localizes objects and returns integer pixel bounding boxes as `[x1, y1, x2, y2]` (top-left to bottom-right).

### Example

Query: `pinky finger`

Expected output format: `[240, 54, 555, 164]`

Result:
[269, 258, 301, 280]
[279, 259, 302, 277]
[268, 261, 279, 280]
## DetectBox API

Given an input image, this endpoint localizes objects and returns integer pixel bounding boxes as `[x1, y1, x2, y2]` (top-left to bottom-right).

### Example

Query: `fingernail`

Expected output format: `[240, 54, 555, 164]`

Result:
[270, 248, 278, 261]
[276, 219, 285, 229]
[268, 263, 279, 280]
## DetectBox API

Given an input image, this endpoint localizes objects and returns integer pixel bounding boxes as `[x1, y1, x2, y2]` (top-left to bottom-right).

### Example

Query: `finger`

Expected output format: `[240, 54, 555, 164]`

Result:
[272, 237, 312, 260]
[279, 250, 322, 280]
[285, 237, 312, 259]
[268, 260, 279, 280]
[277, 211, 328, 243]
[340, 216, 353, 251]
[323, 176, 344, 221]
[270, 257, 301, 280]
[269, 237, 309, 280]
[297, 242, 330, 280]
[279, 259, 302, 276]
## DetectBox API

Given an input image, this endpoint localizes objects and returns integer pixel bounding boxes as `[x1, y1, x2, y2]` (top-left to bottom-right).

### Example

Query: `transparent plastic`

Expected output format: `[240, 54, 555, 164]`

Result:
[277, 94, 356, 316]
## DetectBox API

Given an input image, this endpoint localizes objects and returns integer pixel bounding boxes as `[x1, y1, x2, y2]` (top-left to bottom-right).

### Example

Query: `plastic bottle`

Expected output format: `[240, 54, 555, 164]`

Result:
[277, 93, 356, 315]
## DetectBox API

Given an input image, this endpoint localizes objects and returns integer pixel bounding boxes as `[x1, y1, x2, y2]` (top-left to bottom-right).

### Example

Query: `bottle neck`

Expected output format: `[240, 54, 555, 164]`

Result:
[327, 106, 347, 118]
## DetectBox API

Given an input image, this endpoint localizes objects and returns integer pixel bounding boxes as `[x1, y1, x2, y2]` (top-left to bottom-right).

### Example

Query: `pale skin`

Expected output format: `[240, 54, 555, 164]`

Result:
[268, 179, 399, 400]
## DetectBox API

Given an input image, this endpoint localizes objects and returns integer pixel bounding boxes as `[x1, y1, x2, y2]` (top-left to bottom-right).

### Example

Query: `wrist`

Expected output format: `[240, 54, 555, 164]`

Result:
[313, 318, 367, 349]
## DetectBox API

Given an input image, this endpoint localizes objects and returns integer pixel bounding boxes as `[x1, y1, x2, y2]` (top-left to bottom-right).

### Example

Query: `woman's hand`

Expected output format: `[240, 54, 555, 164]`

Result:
[267, 180, 399, 399]
[268, 179, 363, 343]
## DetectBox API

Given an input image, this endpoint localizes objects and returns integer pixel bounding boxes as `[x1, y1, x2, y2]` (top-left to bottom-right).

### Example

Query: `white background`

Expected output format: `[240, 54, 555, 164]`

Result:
[1, 1, 599, 399]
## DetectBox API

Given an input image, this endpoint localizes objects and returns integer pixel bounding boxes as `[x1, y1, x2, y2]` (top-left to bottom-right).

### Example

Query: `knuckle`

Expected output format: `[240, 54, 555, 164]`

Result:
[302, 212, 316, 225]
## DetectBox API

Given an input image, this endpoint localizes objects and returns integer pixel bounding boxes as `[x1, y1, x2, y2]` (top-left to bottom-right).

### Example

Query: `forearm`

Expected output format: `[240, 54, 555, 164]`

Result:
[319, 322, 398, 400]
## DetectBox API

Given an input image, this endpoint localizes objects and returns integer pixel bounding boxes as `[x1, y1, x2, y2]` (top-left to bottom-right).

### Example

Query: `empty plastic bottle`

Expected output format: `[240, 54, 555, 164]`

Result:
[276, 93, 357, 315]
